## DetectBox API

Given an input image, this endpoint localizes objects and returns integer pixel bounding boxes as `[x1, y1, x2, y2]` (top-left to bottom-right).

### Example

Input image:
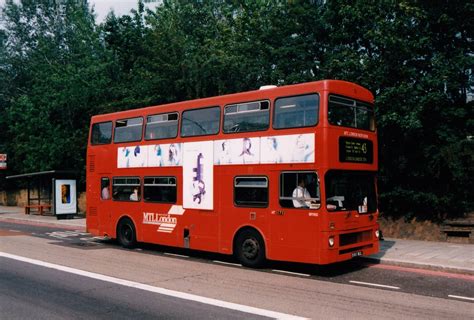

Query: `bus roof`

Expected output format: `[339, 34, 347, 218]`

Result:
[91, 80, 373, 122]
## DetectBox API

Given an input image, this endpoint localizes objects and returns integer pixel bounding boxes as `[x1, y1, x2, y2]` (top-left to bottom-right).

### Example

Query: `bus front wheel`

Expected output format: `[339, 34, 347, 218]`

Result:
[234, 229, 266, 268]
[117, 218, 136, 249]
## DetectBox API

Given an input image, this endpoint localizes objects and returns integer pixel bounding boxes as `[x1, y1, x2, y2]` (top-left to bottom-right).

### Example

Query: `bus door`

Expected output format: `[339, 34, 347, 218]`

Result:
[96, 176, 112, 233]
[269, 171, 321, 262]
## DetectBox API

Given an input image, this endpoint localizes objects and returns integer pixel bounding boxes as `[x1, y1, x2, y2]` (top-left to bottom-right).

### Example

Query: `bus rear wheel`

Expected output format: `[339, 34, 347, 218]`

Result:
[234, 229, 266, 268]
[117, 218, 136, 249]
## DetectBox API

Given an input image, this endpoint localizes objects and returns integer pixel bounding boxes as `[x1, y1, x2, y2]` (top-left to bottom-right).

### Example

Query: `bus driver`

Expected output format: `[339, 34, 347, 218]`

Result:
[292, 178, 311, 208]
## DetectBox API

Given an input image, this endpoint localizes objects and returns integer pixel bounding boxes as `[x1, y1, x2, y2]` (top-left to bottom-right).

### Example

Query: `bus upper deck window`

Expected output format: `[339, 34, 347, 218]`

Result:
[328, 95, 375, 131]
[224, 101, 269, 133]
[145, 112, 179, 140]
[274, 94, 319, 129]
[181, 107, 220, 137]
[114, 117, 143, 143]
[91, 121, 112, 145]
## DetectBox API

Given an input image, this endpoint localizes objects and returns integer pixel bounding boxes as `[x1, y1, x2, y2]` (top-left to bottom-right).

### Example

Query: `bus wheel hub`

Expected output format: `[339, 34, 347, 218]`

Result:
[242, 238, 259, 260]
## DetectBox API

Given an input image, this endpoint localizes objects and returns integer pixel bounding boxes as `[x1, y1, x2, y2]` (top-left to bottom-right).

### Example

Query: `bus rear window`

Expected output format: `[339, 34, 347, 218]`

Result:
[224, 100, 269, 133]
[274, 94, 319, 129]
[145, 112, 178, 140]
[181, 107, 220, 137]
[328, 95, 375, 131]
[114, 117, 143, 143]
[91, 121, 112, 145]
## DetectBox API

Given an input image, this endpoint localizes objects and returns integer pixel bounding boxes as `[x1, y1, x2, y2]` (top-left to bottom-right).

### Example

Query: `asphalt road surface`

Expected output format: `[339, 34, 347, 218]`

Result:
[1, 221, 473, 319]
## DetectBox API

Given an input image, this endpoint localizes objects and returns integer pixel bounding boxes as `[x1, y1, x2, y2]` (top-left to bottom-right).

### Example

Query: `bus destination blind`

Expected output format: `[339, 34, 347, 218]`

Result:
[339, 137, 373, 164]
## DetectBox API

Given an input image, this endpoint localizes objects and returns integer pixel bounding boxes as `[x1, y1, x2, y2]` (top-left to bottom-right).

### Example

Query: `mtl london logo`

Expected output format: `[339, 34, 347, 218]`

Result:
[143, 212, 178, 233]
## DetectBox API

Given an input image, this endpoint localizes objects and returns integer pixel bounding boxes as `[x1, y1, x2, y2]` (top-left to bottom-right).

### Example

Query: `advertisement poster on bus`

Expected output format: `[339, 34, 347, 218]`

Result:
[213, 137, 260, 165]
[54, 179, 77, 215]
[117, 146, 147, 168]
[147, 143, 182, 167]
[183, 141, 214, 210]
[260, 133, 315, 164]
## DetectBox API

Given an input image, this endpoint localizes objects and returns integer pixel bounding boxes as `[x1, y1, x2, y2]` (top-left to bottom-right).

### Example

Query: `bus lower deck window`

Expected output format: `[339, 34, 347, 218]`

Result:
[143, 176, 177, 203]
[234, 176, 268, 207]
[112, 177, 141, 201]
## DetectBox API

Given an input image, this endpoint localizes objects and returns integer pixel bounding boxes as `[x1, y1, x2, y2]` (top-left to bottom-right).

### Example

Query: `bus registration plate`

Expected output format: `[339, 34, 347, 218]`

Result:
[351, 251, 363, 258]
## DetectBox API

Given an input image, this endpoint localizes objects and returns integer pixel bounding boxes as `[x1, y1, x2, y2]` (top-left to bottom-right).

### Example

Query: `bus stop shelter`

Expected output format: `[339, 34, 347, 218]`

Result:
[6, 170, 77, 218]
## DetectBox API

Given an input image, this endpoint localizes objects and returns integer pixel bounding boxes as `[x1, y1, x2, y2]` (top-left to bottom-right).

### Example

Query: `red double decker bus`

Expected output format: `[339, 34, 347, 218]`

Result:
[86, 80, 380, 267]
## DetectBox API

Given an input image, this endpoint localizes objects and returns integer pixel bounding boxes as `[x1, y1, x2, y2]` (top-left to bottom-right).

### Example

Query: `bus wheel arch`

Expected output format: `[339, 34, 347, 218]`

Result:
[116, 216, 137, 249]
[233, 227, 266, 268]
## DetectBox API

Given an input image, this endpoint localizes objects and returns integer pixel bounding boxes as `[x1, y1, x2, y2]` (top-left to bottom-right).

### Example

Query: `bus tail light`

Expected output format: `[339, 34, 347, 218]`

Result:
[328, 236, 335, 247]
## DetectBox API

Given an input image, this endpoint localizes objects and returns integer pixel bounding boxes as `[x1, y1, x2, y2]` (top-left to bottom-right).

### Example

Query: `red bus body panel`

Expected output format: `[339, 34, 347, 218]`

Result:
[86, 80, 379, 265]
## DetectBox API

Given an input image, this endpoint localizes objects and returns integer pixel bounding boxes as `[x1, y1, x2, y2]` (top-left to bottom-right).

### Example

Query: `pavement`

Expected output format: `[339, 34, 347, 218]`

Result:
[0, 205, 473, 275]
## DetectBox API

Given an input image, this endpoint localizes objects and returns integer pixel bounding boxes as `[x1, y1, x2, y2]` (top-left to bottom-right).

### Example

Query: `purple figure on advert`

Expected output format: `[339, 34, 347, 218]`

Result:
[134, 146, 140, 157]
[192, 153, 206, 204]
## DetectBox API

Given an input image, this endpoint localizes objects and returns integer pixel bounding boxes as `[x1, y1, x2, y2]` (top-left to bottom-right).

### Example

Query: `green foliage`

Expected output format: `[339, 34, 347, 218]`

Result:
[1, 0, 472, 219]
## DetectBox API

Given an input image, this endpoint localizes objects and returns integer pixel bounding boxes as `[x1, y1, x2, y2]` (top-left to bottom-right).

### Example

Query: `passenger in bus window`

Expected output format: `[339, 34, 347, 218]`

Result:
[130, 187, 139, 201]
[101, 179, 110, 200]
[292, 178, 311, 208]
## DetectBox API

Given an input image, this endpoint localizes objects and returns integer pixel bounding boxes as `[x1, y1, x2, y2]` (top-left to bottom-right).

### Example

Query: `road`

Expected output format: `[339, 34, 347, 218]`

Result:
[1, 221, 473, 319]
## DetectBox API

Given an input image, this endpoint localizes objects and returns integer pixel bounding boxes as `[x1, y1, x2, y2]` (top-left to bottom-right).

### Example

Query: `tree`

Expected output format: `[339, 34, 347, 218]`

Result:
[322, 0, 473, 218]
[2, 0, 114, 185]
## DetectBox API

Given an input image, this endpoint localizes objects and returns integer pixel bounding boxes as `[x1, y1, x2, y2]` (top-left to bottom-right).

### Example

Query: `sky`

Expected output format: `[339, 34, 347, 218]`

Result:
[89, 0, 160, 22]
[0, 0, 161, 23]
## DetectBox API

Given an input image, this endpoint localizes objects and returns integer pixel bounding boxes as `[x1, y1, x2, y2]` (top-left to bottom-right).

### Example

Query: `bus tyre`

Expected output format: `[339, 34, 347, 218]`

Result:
[117, 218, 136, 249]
[235, 229, 266, 268]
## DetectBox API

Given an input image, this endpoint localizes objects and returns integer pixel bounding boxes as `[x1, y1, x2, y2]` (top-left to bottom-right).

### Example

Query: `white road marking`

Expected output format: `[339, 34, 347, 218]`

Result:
[0, 252, 305, 320]
[349, 280, 400, 290]
[46, 230, 89, 239]
[8, 230, 21, 233]
[164, 253, 189, 258]
[213, 260, 242, 267]
[272, 270, 311, 277]
[448, 295, 474, 302]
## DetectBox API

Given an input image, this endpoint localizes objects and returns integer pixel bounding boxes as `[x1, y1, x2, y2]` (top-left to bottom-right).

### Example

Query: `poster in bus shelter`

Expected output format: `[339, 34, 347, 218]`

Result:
[117, 146, 147, 168]
[183, 141, 214, 210]
[147, 143, 182, 167]
[213, 137, 260, 165]
[0, 154, 6, 170]
[260, 133, 315, 164]
[54, 179, 77, 215]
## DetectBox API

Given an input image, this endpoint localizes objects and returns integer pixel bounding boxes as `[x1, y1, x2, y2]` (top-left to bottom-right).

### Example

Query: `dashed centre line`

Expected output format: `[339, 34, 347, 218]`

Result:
[448, 295, 474, 302]
[272, 270, 311, 277]
[213, 260, 242, 267]
[349, 280, 400, 290]
[164, 253, 189, 258]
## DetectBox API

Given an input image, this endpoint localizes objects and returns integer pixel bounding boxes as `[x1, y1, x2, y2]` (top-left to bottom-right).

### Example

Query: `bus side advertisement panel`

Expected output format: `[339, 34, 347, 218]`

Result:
[182, 141, 214, 210]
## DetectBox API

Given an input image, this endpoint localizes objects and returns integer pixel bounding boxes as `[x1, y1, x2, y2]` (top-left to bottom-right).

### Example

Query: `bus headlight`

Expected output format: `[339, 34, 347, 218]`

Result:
[328, 236, 335, 247]
[375, 230, 380, 239]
